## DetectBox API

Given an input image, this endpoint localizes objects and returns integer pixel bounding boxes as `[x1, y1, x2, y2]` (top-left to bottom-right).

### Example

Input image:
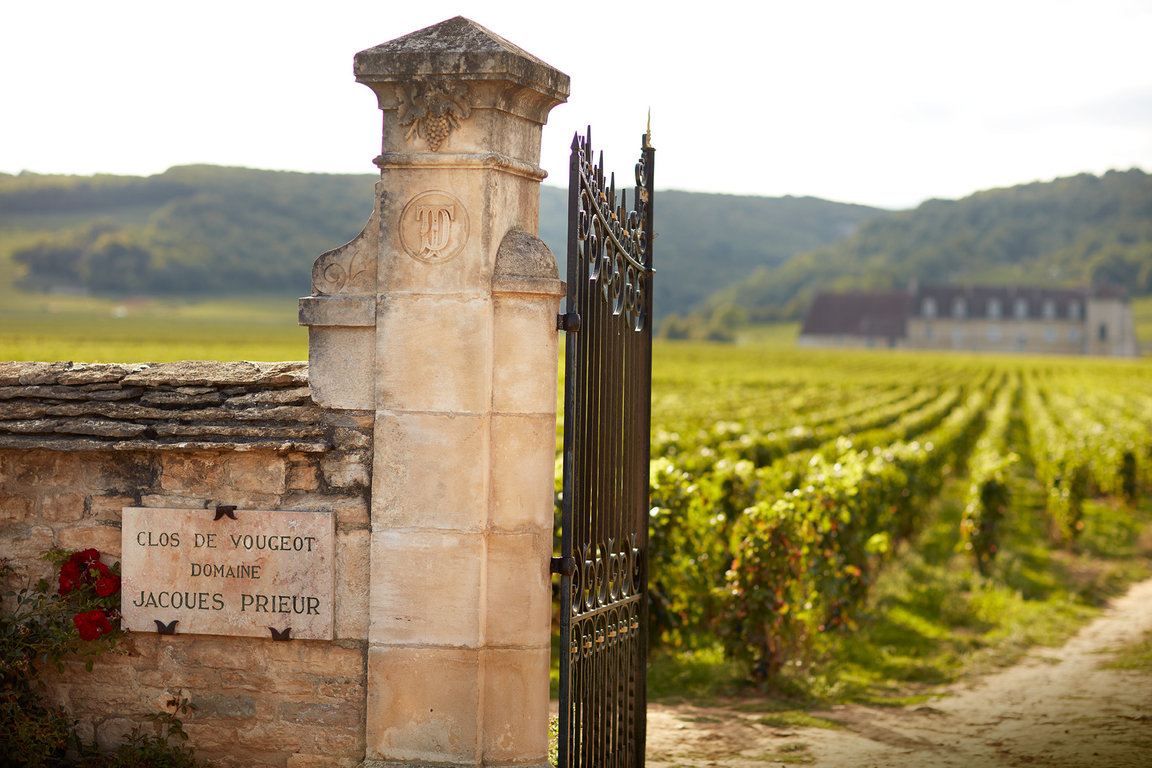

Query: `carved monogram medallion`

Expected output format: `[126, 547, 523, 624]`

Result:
[399, 191, 469, 264]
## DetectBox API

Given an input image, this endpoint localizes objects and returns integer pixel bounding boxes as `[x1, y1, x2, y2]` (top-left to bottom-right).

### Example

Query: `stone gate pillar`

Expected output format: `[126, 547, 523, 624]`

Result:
[299, 16, 569, 768]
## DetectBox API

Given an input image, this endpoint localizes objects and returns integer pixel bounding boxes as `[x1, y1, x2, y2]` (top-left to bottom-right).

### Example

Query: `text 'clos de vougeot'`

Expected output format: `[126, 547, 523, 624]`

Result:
[121, 507, 335, 639]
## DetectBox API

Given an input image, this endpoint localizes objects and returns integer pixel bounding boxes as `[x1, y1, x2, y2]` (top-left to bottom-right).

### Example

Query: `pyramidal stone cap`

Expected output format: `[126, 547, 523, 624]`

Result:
[354, 16, 569, 103]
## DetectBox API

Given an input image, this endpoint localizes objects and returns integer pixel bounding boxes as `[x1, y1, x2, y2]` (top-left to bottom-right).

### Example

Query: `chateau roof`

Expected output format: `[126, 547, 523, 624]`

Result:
[801, 291, 910, 337]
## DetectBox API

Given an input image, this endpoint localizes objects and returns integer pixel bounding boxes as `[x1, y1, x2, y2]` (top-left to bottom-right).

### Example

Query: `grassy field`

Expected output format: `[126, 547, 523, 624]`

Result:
[0, 292, 307, 363]
[2, 292, 1149, 364]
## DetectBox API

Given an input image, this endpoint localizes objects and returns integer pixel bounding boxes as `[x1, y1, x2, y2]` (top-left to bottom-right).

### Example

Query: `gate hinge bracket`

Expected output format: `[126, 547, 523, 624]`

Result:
[550, 556, 576, 576]
[556, 312, 581, 333]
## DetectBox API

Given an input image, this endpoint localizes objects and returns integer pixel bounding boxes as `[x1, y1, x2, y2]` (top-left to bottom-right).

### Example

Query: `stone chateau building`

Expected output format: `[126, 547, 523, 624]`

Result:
[798, 283, 1138, 356]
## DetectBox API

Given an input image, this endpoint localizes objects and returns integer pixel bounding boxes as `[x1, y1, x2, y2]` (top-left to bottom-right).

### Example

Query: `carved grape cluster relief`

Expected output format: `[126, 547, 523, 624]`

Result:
[396, 78, 471, 152]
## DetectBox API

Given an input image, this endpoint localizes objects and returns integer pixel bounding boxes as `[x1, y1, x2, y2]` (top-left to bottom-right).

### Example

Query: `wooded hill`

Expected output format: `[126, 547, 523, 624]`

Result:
[0, 166, 375, 296]
[3, 166, 1148, 329]
[0, 166, 881, 321]
[696, 168, 1152, 326]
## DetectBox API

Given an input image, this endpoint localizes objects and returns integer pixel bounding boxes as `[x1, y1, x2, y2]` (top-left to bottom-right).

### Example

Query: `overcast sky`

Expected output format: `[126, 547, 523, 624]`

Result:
[3, 0, 1150, 209]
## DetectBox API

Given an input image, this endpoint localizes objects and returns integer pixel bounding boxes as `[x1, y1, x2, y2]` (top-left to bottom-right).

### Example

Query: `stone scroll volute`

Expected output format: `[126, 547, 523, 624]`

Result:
[310, 183, 382, 296]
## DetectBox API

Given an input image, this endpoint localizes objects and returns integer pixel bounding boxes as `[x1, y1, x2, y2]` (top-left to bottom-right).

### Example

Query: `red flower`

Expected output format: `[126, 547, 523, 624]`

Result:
[86, 561, 110, 582]
[94, 574, 120, 597]
[58, 560, 83, 595]
[73, 609, 113, 642]
[70, 549, 101, 569]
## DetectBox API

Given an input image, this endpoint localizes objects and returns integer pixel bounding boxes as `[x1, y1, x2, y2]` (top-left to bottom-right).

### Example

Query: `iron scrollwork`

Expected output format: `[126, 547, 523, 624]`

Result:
[573, 129, 653, 333]
[556, 127, 654, 768]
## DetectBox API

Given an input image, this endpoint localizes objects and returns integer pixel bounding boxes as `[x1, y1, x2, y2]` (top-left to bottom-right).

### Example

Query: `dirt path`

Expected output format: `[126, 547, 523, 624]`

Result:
[646, 576, 1152, 767]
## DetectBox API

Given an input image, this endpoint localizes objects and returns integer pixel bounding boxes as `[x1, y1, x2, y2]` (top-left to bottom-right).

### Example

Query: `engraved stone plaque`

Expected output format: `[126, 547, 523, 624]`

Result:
[121, 507, 335, 640]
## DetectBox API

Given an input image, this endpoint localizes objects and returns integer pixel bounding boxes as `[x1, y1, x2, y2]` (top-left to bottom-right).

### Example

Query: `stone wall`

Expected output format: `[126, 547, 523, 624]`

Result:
[0, 360, 372, 768]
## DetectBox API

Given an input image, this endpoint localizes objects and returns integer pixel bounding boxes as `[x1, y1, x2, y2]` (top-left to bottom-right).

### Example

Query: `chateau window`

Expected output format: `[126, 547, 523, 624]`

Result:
[987, 325, 1001, 342]
[952, 327, 964, 346]
[922, 297, 937, 318]
[1014, 298, 1028, 319]
[924, 323, 934, 340]
[987, 298, 1002, 319]
[952, 297, 967, 319]
[1042, 299, 1056, 319]
[1068, 327, 1081, 342]
[1068, 301, 1081, 320]
[1045, 326, 1056, 342]
[1099, 323, 1108, 341]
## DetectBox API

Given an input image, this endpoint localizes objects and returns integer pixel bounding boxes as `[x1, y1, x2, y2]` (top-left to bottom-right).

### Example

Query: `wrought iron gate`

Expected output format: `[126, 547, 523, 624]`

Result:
[554, 127, 654, 768]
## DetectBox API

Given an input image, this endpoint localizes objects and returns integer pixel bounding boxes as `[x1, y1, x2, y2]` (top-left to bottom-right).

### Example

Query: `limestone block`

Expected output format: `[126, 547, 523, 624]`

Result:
[195, 693, 257, 719]
[135, 665, 241, 695]
[78, 452, 155, 493]
[0, 492, 32, 524]
[160, 453, 228, 493]
[2, 449, 61, 488]
[67, 684, 150, 719]
[89, 494, 135, 523]
[323, 411, 375, 431]
[224, 452, 287, 494]
[198, 752, 283, 768]
[176, 722, 244, 753]
[213, 668, 314, 697]
[491, 229, 564, 420]
[139, 493, 208, 509]
[225, 387, 312, 406]
[288, 732, 364, 759]
[245, 716, 361, 756]
[0, 361, 66, 385]
[200, 490, 282, 510]
[321, 451, 370, 489]
[294, 642, 366, 679]
[121, 360, 307, 389]
[287, 755, 360, 768]
[365, 645, 479, 764]
[482, 647, 551, 763]
[489, 413, 557, 531]
[71, 719, 95, 750]
[157, 635, 263, 673]
[286, 459, 321, 491]
[95, 717, 140, 752]
[2, 524, 52, 579]
[306, 325, 375, 411]
[376, 294, 493, 414]
[291, 724, 366, 759]
[279, 701, 361, 728]
[58, 524, 122, 558]
[492, 292, 563, 415]
[39, 491, 86, 522]
[373, 411, 488, 531]
[484, 532, 552, 648]
[369, 530, 482, 647]
[281, 491, 369, 526]
[140, 390, 224, 407]
[0, 402, 48, 419]
[333, 426, 372, 450]
[314, 677, 365, 702]
[335, 527, 370, 639]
